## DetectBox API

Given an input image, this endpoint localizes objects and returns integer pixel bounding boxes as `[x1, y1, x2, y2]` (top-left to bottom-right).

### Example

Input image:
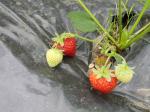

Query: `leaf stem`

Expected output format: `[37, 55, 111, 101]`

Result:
[104, 56, 111, 67]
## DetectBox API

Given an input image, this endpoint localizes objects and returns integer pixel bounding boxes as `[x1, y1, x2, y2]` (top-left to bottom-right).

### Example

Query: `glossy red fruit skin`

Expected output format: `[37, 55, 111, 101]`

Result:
[89, 70, 117, 94]
[63, 38, 76, 57]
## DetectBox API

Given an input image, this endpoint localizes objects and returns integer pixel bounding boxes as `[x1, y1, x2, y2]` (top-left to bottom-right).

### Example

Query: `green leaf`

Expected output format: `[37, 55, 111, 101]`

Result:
[68, 11, 90, 20]
[67, 11, 97, 32]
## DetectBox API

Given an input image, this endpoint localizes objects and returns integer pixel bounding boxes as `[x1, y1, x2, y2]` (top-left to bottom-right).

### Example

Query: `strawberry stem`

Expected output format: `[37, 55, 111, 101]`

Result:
[104, 56, 111, 67]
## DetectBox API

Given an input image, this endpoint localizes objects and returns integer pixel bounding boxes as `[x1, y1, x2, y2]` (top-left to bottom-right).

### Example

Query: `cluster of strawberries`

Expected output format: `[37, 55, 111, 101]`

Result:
[46, 33, 76, 67]
[88, 62, 134, 94]
[46, 33, 134, 94]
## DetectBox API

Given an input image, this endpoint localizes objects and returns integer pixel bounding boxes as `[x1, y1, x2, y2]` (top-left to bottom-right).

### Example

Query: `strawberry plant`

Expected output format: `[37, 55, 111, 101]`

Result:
[67, 0, 149, 93]
[46, 0, 150, 94]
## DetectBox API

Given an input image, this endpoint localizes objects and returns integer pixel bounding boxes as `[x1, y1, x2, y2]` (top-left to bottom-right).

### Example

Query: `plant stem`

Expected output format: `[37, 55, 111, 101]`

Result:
[104, 56, 110, 67]
[125, 0, 129, 6]
[125, 22, 150, 48]
[77, 0, 118, 46]
[75, 34, 96, 43]
[128, 0, 150, 36]
[120, 55, 126, 63]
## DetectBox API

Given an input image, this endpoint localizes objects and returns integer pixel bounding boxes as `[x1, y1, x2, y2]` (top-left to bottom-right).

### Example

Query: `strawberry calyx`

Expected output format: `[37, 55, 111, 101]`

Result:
[52, 35, 64, 46]
[60, 32, 75, 39]
[52, 33, 75, 46]
[115, 62, 134, 76]
[91, 64, 115, 82]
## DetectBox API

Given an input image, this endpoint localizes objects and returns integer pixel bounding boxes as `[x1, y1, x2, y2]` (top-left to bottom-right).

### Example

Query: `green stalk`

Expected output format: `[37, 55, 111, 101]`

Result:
[77, 0, 118, 46]
[118, 0, 122, 42]
[125, 22, 150, 48]
[75, 34, 96, 43]
[104, 56, 111, 67]
[128, 0, 150, 36]
[125, 0, 129, 6]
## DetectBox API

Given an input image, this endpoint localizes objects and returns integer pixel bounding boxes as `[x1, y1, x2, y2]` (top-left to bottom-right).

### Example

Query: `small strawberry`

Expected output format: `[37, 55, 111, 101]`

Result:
[88, 65, 117, 94]
[115, 62, 134, 83]
[52, 33, 76, 57]
[63, 37, 76, 57]
[46, 48, 63, 67]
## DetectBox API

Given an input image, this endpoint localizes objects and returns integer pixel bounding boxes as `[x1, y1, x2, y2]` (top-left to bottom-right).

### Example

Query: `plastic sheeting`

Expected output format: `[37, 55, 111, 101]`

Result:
[0, 0, 150, 112]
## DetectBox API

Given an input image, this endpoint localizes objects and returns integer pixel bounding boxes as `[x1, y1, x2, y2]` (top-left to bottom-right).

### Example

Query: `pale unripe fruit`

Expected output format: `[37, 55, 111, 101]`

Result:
[46, 48, 63, 67]
[115, 64, 134, 83]
[116, 72, 133, 83]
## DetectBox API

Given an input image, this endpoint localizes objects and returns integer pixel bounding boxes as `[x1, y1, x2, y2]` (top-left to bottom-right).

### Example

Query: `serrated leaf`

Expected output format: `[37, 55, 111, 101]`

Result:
[67, 11, 97, 32]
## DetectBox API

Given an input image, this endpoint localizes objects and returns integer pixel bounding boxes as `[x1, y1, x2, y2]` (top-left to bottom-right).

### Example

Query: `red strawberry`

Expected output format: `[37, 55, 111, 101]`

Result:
[63, 37, 76, 57]
[88, 65, 117, 94]
[52, 33, 76, 57]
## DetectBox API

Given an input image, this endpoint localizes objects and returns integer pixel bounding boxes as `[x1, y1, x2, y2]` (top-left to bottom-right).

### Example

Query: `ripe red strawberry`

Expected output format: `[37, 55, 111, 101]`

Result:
[63, 37, 76, 57]
[88, 65, 117, 94]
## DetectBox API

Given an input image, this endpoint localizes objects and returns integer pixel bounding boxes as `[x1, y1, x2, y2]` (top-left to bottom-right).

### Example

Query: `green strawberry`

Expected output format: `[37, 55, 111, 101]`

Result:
[46, 48, 63, 67]
[115, 63, 134, 83]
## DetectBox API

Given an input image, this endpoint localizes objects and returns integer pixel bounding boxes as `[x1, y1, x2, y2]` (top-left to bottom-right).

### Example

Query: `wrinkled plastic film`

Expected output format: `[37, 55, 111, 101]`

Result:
[0, 0, 150, 112]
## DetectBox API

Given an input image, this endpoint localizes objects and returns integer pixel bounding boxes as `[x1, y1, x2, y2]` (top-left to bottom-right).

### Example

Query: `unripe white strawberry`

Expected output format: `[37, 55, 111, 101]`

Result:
[115, 63, 134, 83]
[46, 48, 63, 67]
